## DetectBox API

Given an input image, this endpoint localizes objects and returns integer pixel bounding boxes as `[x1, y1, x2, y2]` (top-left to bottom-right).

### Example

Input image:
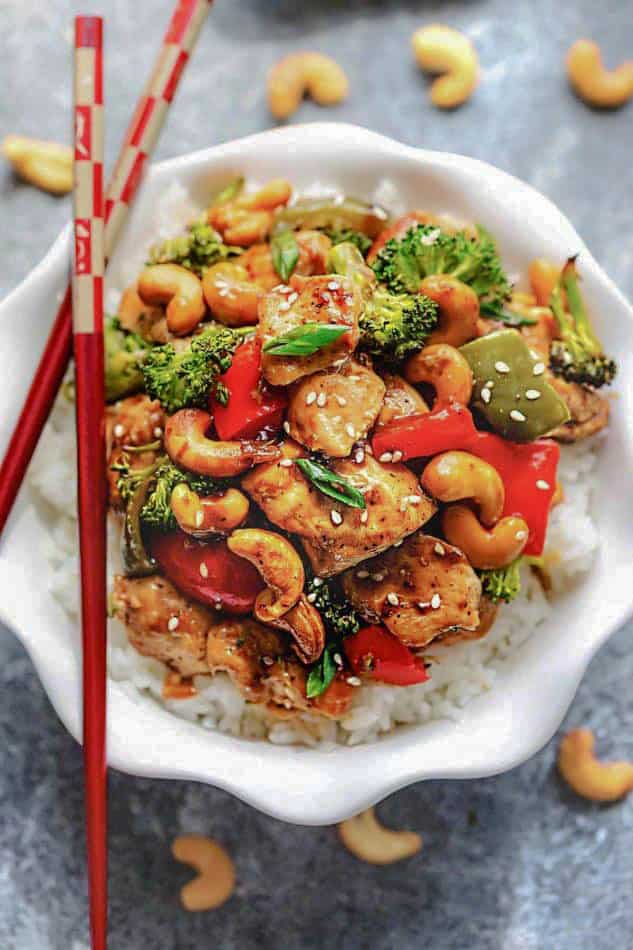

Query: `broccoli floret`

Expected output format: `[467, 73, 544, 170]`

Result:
[549, 258, 617, 389]
[360, 287, 439, 365]
[479, 559, 522, 604]
[307, 577, 360, 640]
[116, 454, 225, 531]
[323, 227, 373, 257]
[104, 316, 153, 403]
[142, 323, 250, 414]
[371, 223, 511, 317]
[148, 221, 242, 276]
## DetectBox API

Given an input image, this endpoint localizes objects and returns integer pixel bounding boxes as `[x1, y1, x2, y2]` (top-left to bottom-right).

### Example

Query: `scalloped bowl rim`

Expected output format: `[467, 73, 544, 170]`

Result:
[1, 123, 632, 825]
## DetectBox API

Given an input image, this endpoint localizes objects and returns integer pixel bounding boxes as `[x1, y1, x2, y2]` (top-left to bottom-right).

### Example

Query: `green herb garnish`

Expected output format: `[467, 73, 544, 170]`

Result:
[271, 229, 300, 281]
[306, 644, 337, 698]
[210, 176, 244, 207]
[296, 458, 366, 509]
[262, 322, 348, 357]
[495, 310, 537, 328]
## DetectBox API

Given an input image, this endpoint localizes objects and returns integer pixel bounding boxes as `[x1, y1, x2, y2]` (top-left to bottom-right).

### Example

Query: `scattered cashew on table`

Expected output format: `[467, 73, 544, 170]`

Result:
[566, 40, 633, 109]
[338, 807, 422, 865]
[2, 134, 73, 195]
[558, 729, 633, 802]
[172, 835, 236, 912]
[411, 24, 479, 109]
[268, 51, 349, 120]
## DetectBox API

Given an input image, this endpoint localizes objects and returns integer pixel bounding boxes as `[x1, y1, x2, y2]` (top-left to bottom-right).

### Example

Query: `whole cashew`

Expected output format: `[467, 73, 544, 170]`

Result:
[528, 258, 562, 307]
[171, 835, 235, 911]
[208, 179, 292, 246]
[411, 25, 479, 109]
[420, 275, 480, 347]
[442, 504, 529, 569]
[267, 593, 326, 665]
[421, 451, 504, 526]
[2, 134, 73, 194]
[171, 484, 250, 537]
[566, 40, 633, 109]
[165, 410, 280, 478]
[227, 528, 305, 622]
[338, 808, 422, 865]
[137, 264, 206, 336]
[202, 262, 262, 326]
[404, 343, 473, 405]
[268, 52, 349, 120]
[558, 728, 633, 802]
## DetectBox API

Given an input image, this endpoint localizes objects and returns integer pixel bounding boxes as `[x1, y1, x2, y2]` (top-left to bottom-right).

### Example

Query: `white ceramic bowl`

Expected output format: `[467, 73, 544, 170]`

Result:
[1, 124, 632, 826]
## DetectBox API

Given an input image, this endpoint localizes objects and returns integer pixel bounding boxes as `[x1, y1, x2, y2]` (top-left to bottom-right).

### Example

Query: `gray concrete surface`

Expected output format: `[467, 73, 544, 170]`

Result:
[1, 1, 633, 947]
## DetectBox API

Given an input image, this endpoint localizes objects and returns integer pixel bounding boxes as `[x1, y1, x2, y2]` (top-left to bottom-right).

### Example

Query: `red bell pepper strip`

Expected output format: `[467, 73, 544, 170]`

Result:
[372, 402, 559, 556]
[149, 529, 265, 614]
[343, 625, 429, 686]
[210, 338, 287, 441]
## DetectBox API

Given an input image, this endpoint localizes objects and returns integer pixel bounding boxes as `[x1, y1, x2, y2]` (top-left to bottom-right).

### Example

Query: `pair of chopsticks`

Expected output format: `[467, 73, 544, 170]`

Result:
[38, 3, 212, 948]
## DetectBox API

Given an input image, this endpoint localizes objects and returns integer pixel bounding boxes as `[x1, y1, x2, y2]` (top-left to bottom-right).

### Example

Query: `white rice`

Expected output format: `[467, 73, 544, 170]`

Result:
[26, 180, 601, 746]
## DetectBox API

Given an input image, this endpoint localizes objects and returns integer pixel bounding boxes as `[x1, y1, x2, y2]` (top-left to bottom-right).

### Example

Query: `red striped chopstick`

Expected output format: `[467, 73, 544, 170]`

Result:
[0, 0, 212, 536]
[73, 16, 108, 949]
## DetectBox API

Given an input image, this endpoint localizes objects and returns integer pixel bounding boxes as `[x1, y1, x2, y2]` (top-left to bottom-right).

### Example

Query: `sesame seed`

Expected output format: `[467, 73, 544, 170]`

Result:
[328, 281, 340, 291]
[379, 452, 393, 463]
[525, 389, 541, 400]
[333, 653, 343, 667]
[495, 360, 510, 374]
[417, 601, 430, 610]
[533, 362, 546, 376]
[356, 570, 369, 580]
[279, 458, 293, 468]
[153, 426, 163, 438]
[386, 592, 399, 606]
[481, 387, 491, 404]
[262, 655, 274, 666]
[287, 292, 298, 304]
[218, 288, 229, 298]
[313, 577, 323, 587]
[199, 562, 209, 578]
[347, 676, 362, 687]
[431, 593, 441, 609]
[330, 509, 343, 526]
[307, 592, 317, 603]
[485, 380, 494, 389]
[345, 423, 356, 438]
[316, 392, 327, 407]
[113, 424, 125, 439]
[278, 301, 291, 311]
[371, 572, 384, 582]
[510, 409, 526, 422]
[335, 394, 347, 407]
[434, 542, 445, 556]
[536, 479, 550, 490]
[215, 602, 223, 611]
[516, 530, 528, 541]
[305, 391, 317, 405]
[283, 421, 290, 434]
[167, 616, 180, 632]
[391, 450, 404, 463]
[195, 510, 204, 528]
[354, 448, 365, 464]
[360, 510, 369, 523]
[408, 494, 421, 505]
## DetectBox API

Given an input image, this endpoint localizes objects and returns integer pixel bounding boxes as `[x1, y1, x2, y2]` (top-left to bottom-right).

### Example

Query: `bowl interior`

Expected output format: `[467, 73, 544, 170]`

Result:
[1, 124, 632, 825]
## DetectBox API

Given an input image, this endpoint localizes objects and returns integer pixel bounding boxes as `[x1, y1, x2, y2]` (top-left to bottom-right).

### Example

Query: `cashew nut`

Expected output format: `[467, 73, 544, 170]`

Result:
[528, 259, 561, 307]
[558, 728, 633, 802]
[267, 593, 326, 665]
[411, 25, 479, 109]
[171, 484, 249, 537]
[208, 179, 292, 246]
[268, 52, 349, 120]
[442, 504, 529, 569]
[420, 275, 480, 347]
[117, 284, 169, 343]
[338, 808, 422, 865]
[2, 134, 73, 194]
[165, 409, 280, 478]
[421, 451, 504, 526]
[202, 262, 262, 326]
[227, 528, 305, 622]
[137, 264, 206, 336]
[566, 40, 633, 109]
[404, 343, 473, 405]
[171, 835, 235, 911]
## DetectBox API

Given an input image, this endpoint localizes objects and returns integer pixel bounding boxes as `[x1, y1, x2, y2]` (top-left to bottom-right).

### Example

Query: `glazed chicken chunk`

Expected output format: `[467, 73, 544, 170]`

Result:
[258, 275, 362, 386]
[548, 374, 610, 442]
[342, 533, 481, 648]
[112, 574, 211, 677]
[206, 617, 287, 702]
[376, 373, 429, 428]
[287, 359, 386, 457]
[242, 443, 436, 576]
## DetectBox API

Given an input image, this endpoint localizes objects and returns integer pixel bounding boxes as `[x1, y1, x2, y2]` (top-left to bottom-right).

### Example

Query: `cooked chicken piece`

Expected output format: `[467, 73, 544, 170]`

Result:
[265, 660, 354, 719]
[112, 574, 211, 677]
[434, 594, 497, 646]
[548, 374, 610, 442]
[117, 285, 170, 343]
[342, 533, 481, 648]
[287, 359, 385, 457]
[242, 443, 436, 576]
[258, 275, 362, 386]
[106, 394, 165, 454]
[206, 617, 287, 702]
[376, 373, 429, 428]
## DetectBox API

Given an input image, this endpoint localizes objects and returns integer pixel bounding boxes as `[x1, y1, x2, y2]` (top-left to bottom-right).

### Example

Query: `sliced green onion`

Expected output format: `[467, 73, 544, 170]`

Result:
[271, 229, 300, 281]
[296, 458, 366, 509]
[263, 322, 348, 357]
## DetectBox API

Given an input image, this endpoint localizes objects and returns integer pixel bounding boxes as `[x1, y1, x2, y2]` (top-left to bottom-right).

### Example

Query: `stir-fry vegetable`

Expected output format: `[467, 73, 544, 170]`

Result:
[274, 196, 389, 237]
[270, 229, 300, 281]
[296, 457, 367, 509]
[262, 322, 349, 356]
[307, 577, 361, 639]
[549, 258, 617, 389]
[148, 221, 242, 277]
[479, 559, 523, 603]
[210, 339, 287, 440]
[104, 316, 152, 402]
[343, 625, 429, 685]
